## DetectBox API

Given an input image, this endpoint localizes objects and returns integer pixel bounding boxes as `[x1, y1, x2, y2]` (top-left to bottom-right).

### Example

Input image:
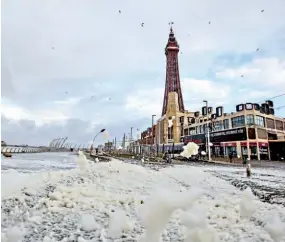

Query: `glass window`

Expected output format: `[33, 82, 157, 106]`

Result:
[276, 120, 283, 131]
[184, 128, 189, 136]
[202, 124, 207, 133]
[231, 115, 245, 128]
[190, 127, 196, 135]
[215, 120, 223, 131]
[266, 118, 275, 129]
[223, 119, 229, 129]
[246, 115, 254, 125]
[255, 115, 265, 127]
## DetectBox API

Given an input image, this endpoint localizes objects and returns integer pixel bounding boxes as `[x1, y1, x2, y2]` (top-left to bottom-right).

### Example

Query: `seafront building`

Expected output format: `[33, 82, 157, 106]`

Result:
[181, 103, 285, 160]
[139, 27, 285, 161]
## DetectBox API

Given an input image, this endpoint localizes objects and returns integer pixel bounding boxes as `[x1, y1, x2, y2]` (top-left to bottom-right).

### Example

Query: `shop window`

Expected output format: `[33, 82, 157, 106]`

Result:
[250, 146, 258, 160]
[246, 115, 254, 125]
[226, 146, 237, 157]
[223, 119, 229, 129]
[255, 115, 265, 127]
[231, 115, 245, 128]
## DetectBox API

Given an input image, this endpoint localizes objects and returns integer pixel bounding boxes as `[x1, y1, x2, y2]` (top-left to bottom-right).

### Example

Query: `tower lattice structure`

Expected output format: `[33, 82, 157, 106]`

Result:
[161, 27, 185, 116]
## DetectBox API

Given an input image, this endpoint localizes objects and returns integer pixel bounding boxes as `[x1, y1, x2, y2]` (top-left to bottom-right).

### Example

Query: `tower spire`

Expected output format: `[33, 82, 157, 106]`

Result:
[169, 21, 174, 32]
[161, 27, 185, 116]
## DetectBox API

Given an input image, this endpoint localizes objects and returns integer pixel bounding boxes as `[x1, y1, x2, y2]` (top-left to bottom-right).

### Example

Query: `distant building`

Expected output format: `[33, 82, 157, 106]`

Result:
[1, 141, 7, 146]
[181, 102, 285, 160]
[104, 141, 113, 151]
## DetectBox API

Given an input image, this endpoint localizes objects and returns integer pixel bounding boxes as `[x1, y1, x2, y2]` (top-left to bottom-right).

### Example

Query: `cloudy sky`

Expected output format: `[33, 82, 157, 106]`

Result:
[2, 0, 285, 146]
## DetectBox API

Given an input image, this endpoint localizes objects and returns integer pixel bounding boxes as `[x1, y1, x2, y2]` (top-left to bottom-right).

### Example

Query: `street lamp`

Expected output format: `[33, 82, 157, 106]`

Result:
[203, 100, 212, 161]
[92, 129, 106, 146]
[152, 114, 156, 156]
[130, 127, 133, 153]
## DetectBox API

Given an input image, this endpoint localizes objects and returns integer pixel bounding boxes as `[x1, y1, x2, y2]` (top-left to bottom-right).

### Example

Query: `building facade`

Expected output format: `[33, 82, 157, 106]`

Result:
[140, 125, 156, 145]
[181, 102, 285, 160]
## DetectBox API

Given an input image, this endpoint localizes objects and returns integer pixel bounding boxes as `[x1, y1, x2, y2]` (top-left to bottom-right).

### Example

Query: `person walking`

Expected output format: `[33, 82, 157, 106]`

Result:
[246, 163, 252, 177]
[229, 151, 233, 163]
[167, 150, 172, 164]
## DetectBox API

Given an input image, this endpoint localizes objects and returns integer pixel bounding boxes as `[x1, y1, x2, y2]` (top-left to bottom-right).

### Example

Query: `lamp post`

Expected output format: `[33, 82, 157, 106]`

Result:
[203, 100, 212, 161]
[92, 129, 106, 148]
[152, 115, 156, 156]
[130, 127, 133, 153]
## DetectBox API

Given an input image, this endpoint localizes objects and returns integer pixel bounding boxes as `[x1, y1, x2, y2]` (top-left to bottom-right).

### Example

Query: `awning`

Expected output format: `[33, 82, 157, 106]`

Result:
[240, 142, 257, 146]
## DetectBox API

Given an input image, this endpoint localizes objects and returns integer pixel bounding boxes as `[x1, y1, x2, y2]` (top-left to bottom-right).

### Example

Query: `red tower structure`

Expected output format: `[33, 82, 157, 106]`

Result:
[161, 27, 185, 116]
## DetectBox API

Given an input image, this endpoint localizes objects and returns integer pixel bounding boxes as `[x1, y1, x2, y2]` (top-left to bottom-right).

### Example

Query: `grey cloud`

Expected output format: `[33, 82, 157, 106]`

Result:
[2, 0, 285, 145]
[1, 115, 149, 147]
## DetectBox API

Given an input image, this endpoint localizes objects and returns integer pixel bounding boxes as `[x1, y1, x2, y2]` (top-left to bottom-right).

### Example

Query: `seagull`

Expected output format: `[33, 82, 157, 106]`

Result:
[119, 10, 121, 13]
[109, 97, 111, 100]
[208, 21, 211, 24]
[141, 23, 144, 27]
[261, 9, 264, 12]
[65, 92, 68, 94]
[256, 48, 259, 51]
[241, 75, 244, 78]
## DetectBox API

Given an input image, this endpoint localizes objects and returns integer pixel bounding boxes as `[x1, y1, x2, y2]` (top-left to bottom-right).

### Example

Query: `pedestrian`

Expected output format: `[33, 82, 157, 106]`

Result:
[167, 150, 172, 164]
[246, 163, 251, 178]
[229, 151, 233, 163]
[163, 152, 167, 161]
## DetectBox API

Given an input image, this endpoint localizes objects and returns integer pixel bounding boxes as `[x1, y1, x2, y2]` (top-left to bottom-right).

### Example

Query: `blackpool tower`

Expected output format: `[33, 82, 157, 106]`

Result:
[161, 26, 185, 116]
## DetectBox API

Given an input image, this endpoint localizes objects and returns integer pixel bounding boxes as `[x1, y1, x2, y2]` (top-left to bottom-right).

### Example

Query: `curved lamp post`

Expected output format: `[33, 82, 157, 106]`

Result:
[92, 129, 106, 146]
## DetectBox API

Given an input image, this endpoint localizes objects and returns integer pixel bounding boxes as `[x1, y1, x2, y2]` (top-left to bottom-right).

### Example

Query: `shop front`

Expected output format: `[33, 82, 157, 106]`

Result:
[220, 142, 237, 157]
[183, 127, 247, 157]
[240, 142, 258, 160]
[258, 142, 269, 160]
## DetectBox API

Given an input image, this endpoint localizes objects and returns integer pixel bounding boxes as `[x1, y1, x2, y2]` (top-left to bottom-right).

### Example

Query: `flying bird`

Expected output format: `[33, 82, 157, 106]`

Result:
[256, 48, 259, 51]
[261, 9, 264, 12]
[52, 47, 55, 50]
[141, 23, 144, 27]
[241, 75, 244, 78]
[65, 92, 68, 94]
[209, 21, 211, 24]
[119, 10, 121, 13]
